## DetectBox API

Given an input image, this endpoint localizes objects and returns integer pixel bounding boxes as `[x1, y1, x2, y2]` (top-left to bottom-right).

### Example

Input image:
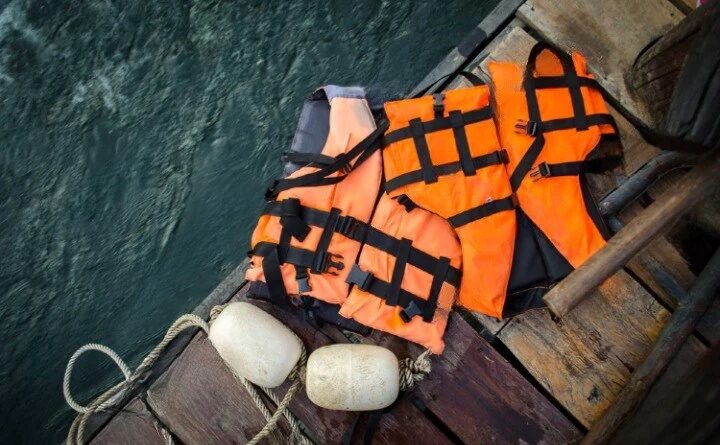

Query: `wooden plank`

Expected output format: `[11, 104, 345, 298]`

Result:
[234, 294, 453, 445]
[517, 0, 683, 125]
[347, 312, 581, 444]
[609, 342, 720, 445]
[409, 0, 525, 96]
[145, 284, 294, 445]
[582, 249, 720, 444]
[498, 270, 673, 427]
[91, 398, 168, 445]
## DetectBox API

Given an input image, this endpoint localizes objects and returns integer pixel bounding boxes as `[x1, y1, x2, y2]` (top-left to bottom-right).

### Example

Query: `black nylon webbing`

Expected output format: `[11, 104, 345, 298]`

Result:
[449, 110, 476, 176]
[448, 195, 516, 228]
[409, 118, 438, 184]
[386, 238, 412, 306]
[383, 107, 493, 145]
[262, 248, 288, 304]
[535, 155, 623, 178]
[259, 201, 462, 286]
[384, 150, 508, 192]
[311, 208, 341, 273]
[423, 257, 450, 322]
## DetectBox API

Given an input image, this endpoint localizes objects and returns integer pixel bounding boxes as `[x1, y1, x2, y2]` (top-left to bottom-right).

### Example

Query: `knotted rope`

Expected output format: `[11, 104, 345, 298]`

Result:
[398, 349, 432, 392]
[64, 308, 312, 445]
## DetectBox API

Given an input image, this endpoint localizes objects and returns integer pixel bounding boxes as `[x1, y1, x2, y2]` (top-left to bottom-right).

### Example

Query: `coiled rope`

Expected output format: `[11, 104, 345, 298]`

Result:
[398, 349, 432, 392]
[63, 308, 312, 445]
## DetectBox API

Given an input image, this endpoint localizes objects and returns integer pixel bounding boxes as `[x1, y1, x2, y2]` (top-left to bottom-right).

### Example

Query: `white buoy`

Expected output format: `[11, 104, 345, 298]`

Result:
[208, 302, 302, 388]
[306, 344, 400, 411]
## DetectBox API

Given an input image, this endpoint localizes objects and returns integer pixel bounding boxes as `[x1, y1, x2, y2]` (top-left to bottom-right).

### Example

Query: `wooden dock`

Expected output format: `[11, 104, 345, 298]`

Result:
[85, 0, 720, 444]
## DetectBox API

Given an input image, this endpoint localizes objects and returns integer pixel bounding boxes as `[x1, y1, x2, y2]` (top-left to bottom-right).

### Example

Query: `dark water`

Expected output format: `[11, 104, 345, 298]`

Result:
[0, 0, 498, 443]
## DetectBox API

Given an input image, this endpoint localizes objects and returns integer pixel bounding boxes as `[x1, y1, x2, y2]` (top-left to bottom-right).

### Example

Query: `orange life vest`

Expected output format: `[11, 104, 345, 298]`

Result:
[486, 43, 620, 316]
[246, 86, 461, 353]
[381, 80, 517, 318]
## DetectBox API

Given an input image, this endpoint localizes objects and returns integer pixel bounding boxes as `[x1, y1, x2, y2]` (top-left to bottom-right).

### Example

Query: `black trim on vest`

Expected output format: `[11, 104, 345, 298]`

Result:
[281, 151, 336, 168]
[409, 118, 439, 184]
[382, 107, 493, 145]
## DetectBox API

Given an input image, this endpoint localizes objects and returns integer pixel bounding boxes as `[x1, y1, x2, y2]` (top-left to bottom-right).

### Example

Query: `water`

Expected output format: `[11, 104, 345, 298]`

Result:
[0, 1, 498, 443]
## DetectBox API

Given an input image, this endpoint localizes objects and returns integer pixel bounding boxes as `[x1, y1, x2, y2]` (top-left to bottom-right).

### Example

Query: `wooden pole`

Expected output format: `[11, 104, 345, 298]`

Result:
[581, 247, 720, 445]
[543, 150, 720, 318]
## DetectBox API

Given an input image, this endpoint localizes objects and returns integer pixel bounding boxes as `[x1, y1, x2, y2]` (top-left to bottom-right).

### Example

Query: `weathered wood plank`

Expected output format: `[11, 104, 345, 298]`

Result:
[91, 398, 168, 445]
[498, 269, 704, 428]
[609, 342, 720, 445]
[234, 294, 453, 445]
[346, 312, 581, 444]
[582, 248, 720, 444]
[517, 0, 683, 125]
[409, 0, 525, 96]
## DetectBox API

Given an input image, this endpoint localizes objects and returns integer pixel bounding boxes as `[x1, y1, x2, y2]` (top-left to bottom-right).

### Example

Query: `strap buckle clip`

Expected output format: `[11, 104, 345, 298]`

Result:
[264, 180, 279, 200]
[311, 251, 344, 275]
[514, 119, 539, 136]
[336, 215, 366, 241]
[399, 300, 423, 323]
[345, 264, 374, 291]
[529, 162, 551, 180]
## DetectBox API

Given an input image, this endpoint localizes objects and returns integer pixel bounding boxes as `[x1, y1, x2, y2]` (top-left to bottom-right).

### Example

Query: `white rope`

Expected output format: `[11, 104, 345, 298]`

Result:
[399, 349, 432, 392]
[63, 343, 132, 413]
[63, 308, 312, 445]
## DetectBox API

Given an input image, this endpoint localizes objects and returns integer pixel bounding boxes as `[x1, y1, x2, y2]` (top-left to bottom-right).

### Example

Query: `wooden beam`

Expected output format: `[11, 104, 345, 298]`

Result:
[544, 151, 720, 318]
[409, 0, 525, 96]
[582, 248, 720, 444]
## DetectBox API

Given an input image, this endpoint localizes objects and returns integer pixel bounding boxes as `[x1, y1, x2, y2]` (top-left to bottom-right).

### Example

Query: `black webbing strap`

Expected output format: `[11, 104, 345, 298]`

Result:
[265, 121, 388, 199]
[530, 155, 623, 179]
[384, 149, 508, 192]
[448, 195, 517, 228]
[383, 107, 493, 145]
[449, 110, 476, 176]
[386, 238, 412, 306]
[510, 43, 619, 191]
[423, 256, 450, 322]
[278, 198, 311, 241]
[311, 208, 341, 273]
[409, 118, 438, 184]
[261, 248, 288, 304]
[345, 264, 442, 323]
[281, 151, 335, 168]
[258, 202, 462, 285]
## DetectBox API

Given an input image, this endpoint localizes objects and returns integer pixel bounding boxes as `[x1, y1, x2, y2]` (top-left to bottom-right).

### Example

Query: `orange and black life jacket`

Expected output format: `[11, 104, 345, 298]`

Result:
[381, 75, 518, 318]
[487, 43, 621, 316]
[247, 86, 461, 353]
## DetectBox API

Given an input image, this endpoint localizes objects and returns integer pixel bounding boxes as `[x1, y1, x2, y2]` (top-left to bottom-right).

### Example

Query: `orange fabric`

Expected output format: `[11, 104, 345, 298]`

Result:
[488, 49, 615, 269]
[339, 194, 462, 354]
[246, 96, 381, 304]
[382, 86, 515, 318]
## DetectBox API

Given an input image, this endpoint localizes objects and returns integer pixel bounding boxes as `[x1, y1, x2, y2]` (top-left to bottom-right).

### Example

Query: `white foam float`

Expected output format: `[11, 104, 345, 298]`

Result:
[208, 301, 302, 388]
[306, 344, 400, 411]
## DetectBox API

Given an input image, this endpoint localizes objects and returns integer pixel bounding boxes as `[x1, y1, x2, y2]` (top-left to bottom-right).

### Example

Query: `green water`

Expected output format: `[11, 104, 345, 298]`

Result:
[0, 0, 498, 443]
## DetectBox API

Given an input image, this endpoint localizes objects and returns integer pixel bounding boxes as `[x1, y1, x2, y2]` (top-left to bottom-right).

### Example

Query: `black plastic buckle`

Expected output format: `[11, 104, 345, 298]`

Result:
[397, 195, 417, 212]
[336, 215, 366, 240]
[345, 264, 373, 291]
[399, 300, 423, 323]
[311, 251, 344, 275]
[433, 93, 444, 118]
[514, 119, 539, 136]
[264, 179, 279, 200]
[529, 162, 551, 180]
[296, 277, 311, 293]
